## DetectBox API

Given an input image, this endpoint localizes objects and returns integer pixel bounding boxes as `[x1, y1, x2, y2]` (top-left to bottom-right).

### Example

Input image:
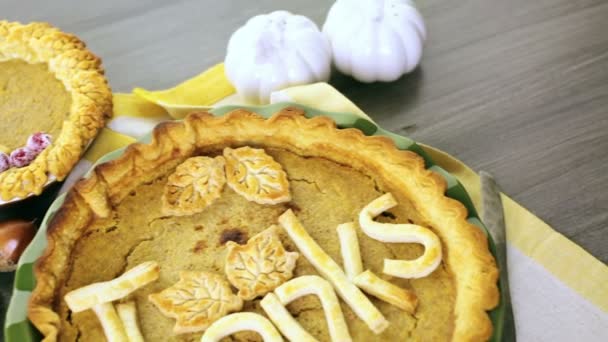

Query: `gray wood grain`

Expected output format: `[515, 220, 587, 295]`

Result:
[2, 0, 607, 265]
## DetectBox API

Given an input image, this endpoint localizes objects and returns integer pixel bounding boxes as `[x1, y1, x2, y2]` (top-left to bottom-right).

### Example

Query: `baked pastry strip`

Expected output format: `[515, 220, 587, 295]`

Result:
[200, 312, 283, 342]
[274, 276, 351, 342]
[353, 270, 418, 314]
[92, 302, 128, 342]
[278, 210, 389, 334]
[64, 261, 160, 312]
[336, 222, 364, 280]
[116, 302, 144, 342]
[359, 193, 442, 278]
[260, 293, 319, 342]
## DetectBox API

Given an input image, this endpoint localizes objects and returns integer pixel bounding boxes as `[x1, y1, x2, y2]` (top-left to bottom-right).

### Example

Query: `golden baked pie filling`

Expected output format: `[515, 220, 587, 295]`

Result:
[0, 60, 70, 151]
[29, 109, 499, 341]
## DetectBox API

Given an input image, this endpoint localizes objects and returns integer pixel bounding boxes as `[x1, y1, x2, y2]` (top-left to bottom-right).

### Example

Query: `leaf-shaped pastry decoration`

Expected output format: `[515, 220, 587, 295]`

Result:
[225, 226, 299, 300]
[162, 156, 226, 216]
[223, 147, 290, 204]
[148, 271, 243, 334]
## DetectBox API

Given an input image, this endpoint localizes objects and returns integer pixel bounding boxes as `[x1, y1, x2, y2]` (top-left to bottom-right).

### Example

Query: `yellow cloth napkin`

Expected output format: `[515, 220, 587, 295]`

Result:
[64, 64, 607, 340]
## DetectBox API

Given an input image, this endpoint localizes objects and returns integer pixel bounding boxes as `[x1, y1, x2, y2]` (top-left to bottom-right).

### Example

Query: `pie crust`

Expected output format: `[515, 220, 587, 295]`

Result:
[28, 108, 499, 341]
[0, 21, 112, 200]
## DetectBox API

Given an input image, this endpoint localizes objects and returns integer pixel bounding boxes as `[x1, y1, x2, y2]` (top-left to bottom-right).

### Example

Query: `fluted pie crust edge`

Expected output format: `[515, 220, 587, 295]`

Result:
[0, 21, 112, 200]
[28, 108, 499, 341]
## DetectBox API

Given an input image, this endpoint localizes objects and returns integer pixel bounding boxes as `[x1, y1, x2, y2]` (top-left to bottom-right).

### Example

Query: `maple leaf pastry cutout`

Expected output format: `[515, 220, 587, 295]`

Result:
[148, 271, 243, 334]
[223, 147, 291, 204]
[225, 226, 299, 300]
[161, 156, 226, 216]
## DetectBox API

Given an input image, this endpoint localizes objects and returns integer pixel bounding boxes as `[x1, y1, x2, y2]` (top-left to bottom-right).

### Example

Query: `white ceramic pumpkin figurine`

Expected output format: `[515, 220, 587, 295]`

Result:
[323, 0, 426, 82]
[225, 10, 332, 104]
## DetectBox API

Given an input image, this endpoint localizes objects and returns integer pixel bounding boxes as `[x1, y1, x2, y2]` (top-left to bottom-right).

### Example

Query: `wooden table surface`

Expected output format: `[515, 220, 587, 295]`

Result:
[1, 0, 606, 301]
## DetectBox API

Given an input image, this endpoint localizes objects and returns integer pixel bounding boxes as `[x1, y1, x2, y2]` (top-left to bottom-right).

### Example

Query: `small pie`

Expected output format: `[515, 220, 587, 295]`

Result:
[0, 21, 112, 200]
[28, 108, 499, 341]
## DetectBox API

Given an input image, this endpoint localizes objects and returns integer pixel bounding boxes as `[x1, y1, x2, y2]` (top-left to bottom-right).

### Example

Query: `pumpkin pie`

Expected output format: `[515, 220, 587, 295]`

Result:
[0, 21, 112, 201]
[28, 108, 499, 341]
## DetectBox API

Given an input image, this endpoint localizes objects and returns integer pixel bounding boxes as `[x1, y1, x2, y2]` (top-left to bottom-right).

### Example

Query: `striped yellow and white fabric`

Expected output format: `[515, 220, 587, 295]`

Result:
[61, 64, 608, 341]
